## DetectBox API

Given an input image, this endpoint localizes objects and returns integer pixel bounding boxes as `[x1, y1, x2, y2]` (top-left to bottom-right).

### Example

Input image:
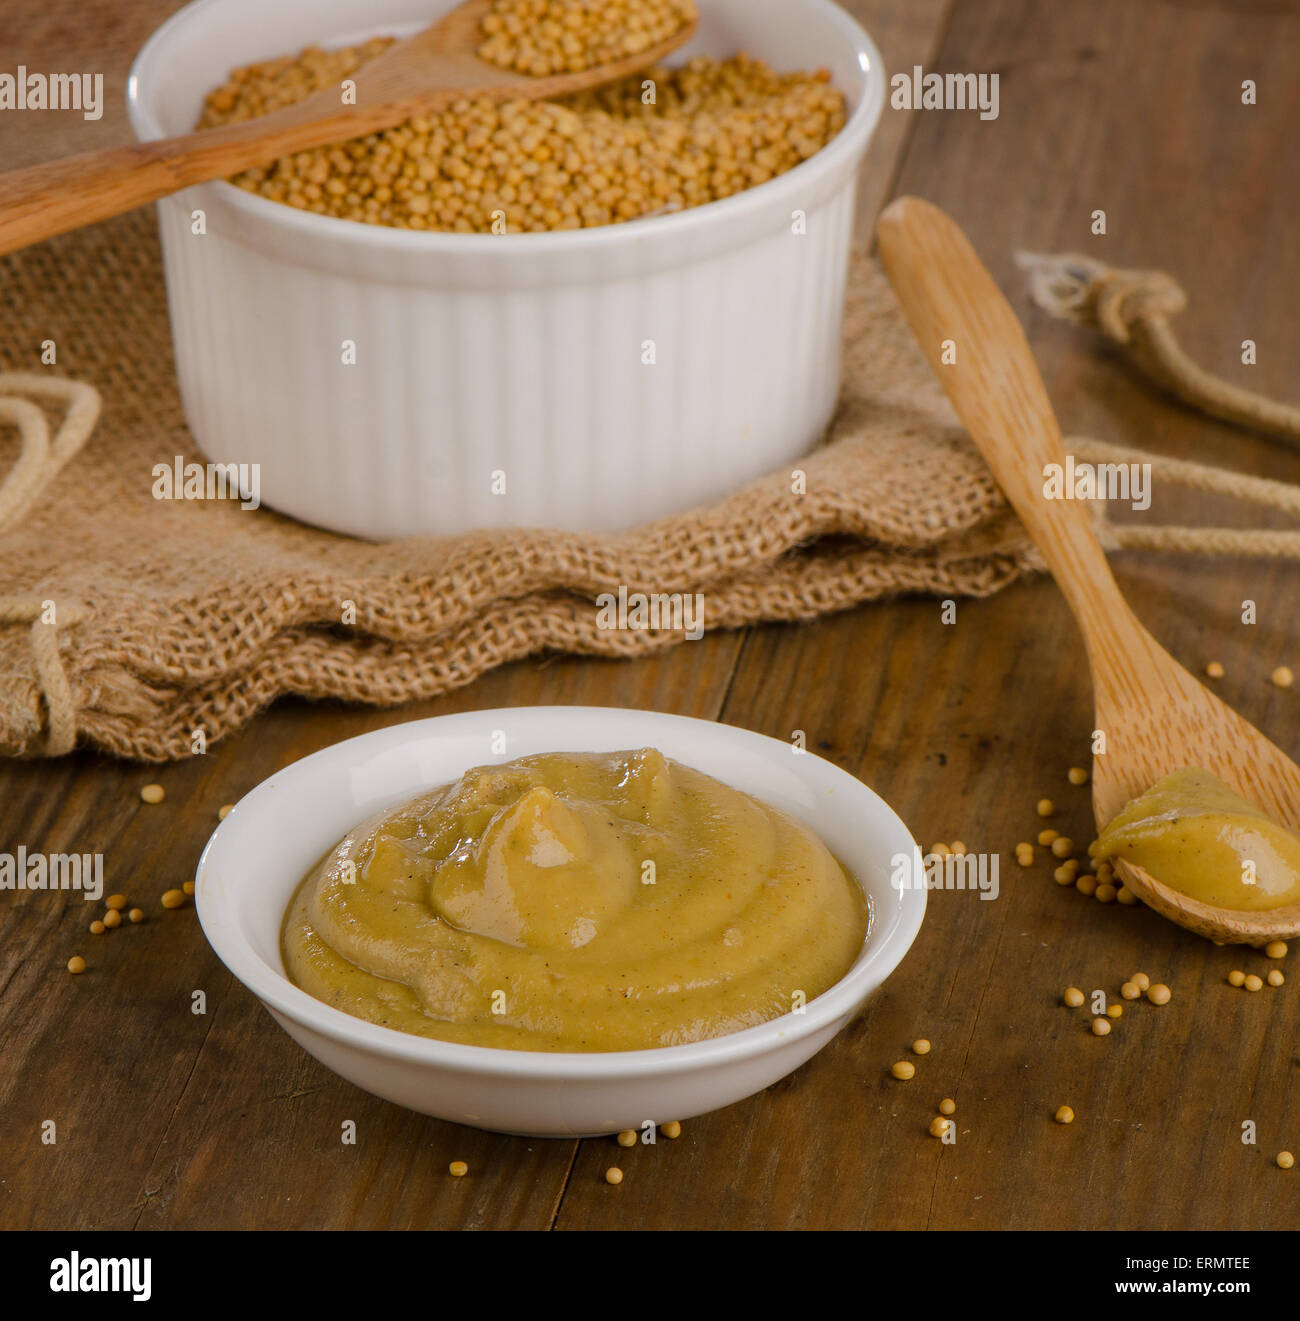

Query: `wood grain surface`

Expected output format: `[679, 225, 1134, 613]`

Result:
[2, 0, 1299, 1231]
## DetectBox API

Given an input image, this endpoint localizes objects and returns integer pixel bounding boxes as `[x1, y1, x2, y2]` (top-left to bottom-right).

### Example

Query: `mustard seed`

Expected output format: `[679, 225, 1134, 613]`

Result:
[1278, 1151, 1295, 1169]
[1106, 1003, 1122, 1019]
[1075, 875, 1097, 897]
[1054, 1106, 1074, 1124]
[939, 1098, 956, 1115]
[1146, 983, 1172, 1005]
[140, 783, 165, 804]
[218, 803, 234, 821]
[1053, 865, 1074, 886]
[1131, 972, 1150, 990]
[1095, 883, 1117, 904]
[128, 908, 144, 923]
[1038, 829, 1059, 847]
[449, 1160, 468, 1177]
[1265, 940, 1288, 959]
[1267, 969, 1284, 987]
[617, 1129, 637, 1147]
[1205, 661, 1225, 679]
[1272, 665, 1294, 689]
[891, 1061, 915, 1081]
[1063, 987, 1085, 1007]
[605, 1166, 624, 1185]
[931, 842, 951, 858]
[199, 40, 846, 236]
[949, 841, 967, 856]
[161, 889, 187, 910]
[102, 909, 122, 929]
[1036, 798, 1054, 817]
[1116, 886, 1139, 906]
[1121, 981, 1141, 999]
[183, 880, 195, 896]
[1067, 766, 1088, 785]
[67, 956, 86, 974]
[662, 1121, 681, 1138]
[89, 920, 105, 935]
[1228, 970, 1246, 987]
[912, 1038, 931, 1055]
[1244, 974, 1264, 992]
[105, 894, 127, 911]
[1091, 1017, 1111, 1036]
[929, 1116, 952, 1138]
[1051, 837, 1074, 859]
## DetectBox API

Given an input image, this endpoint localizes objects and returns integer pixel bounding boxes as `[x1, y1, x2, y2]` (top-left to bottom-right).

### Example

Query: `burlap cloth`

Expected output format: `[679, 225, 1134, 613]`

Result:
[3, 211, 1298, 762]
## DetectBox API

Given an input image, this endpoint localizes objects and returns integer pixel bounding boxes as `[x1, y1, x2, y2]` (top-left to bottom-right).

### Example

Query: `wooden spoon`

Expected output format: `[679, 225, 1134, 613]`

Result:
[0, 0, 697, 257]
[877, 195, 1300, 945]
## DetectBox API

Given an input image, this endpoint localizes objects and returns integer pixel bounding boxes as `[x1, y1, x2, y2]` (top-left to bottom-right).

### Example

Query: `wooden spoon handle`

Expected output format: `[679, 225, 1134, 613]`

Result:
[876, 196, 1138, 650]
[0, 105, 367, 257]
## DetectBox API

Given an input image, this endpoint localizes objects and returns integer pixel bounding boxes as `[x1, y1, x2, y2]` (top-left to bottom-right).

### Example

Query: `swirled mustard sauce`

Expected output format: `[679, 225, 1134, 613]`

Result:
[1090, 768, 1300, 911]
[282, 749, 868, 1052]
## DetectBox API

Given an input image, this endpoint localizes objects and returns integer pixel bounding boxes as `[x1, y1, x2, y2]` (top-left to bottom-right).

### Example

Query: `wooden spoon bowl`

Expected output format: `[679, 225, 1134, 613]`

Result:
[877, 195, 1300, 945]
[0, 0, 698, 256]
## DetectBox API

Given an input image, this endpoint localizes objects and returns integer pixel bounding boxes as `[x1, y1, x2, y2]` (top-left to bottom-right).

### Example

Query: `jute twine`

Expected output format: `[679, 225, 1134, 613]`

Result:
[2, 212, 1299, 761]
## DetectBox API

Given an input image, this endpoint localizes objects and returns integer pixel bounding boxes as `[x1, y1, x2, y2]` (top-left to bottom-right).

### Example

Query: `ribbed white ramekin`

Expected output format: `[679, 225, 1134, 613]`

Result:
[128, 0, 885, 539]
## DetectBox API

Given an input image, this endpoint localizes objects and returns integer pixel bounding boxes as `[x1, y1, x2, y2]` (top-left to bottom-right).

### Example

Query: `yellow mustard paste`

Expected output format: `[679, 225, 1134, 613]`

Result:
[282, 748, 868, 1051]
[1091, 768, 1300, 911]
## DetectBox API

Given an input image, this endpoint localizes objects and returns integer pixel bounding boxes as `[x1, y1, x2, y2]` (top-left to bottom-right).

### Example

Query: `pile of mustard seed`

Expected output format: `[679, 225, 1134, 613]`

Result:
[196, 39, 845, 233]
[478, 0, 697, 77]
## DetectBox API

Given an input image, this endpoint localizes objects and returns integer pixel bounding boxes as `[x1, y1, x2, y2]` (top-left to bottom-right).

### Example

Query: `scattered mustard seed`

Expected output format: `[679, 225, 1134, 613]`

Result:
[105, 894, 127, 911]
[1131, 973, 1150, 990]
[1272, 665, 1294, 689]
[931, 842, 951, 858]
[448, 1160, 468, 1177]
[950, 841, 967, 856]
[1054, 1106, 1075, 1124]
[1146, 983, 1172, 1005]
[891, 1061, 915, 1081]
[1063, 987, 1085, 1008]
[1075, 876, 1097, 897]
[218, 803, 234, 820]
[1121, 981, 1141, 1000]
[1091, 1017, 1111, 1036]
[89, 920, 105, 935]
[1228, 970, 1246, 987]
[662, 1121, 681, 1139]
[1267, 969, 1285, 987]
[161, 889, 187, 910]
[1205, 661, 1225, 679]
[67, 956, 86, 974]
[102, 909, 122, 929]
[617, 1129, 637, 1147]
[1053, 866, 1075, 886]
[939, 1098, 956, 1116]
[1265, 940, 1289, 959]
[140, 783, 165, 804]
[1244, 974, 1264, 992]
[1278, 1151, 1295, 1170]
[1116, 886, 1139, 906]
[912, 1038, 932, 1055]
[1051, 837, 1074, 859]
[1095, 883, 1117, 904]
[1067, 767, 1089, 786]
[929, 1116, 952, 1138]
[1036, 799, 1054, 817]
[183, 880, 195, 896]
[605, 1166, 624, 1185]
[128, 908, 145, 923]
[1106, 1003, 1123, 1019]
[1038, 829, 1059, 847]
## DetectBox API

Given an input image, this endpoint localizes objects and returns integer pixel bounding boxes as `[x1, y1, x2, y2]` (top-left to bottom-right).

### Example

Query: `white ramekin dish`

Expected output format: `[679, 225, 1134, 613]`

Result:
[127, 0, 885, 540]
[195, 707, 924, 1137]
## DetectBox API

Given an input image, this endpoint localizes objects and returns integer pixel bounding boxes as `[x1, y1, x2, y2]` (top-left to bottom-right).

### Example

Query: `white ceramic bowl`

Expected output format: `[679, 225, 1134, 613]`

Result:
[195, 707, 924, 1137]
[127, 0, 885, 540]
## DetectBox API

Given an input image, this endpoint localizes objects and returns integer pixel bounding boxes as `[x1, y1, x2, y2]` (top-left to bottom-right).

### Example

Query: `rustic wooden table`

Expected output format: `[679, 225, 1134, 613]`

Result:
[3, 0, 1299, 1231]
